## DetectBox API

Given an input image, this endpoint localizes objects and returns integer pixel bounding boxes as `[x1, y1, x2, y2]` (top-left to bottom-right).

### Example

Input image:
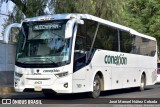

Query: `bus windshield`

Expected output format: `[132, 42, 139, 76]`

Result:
[16, 20, 72, 67]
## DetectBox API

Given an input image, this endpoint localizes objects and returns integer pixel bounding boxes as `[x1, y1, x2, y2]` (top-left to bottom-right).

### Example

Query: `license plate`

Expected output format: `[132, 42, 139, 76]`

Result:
[34, 86, 42, 91]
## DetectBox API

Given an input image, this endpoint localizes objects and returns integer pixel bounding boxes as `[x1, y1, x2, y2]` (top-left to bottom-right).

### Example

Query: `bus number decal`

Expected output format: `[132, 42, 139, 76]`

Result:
[34, 81, 42, 84]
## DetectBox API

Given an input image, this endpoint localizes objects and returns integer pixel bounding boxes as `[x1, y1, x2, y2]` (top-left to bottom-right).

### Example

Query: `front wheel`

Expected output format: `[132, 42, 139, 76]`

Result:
[89, 75, 101, 98]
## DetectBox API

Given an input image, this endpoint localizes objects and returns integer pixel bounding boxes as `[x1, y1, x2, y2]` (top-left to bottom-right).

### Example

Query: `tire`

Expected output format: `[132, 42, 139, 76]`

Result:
[139, 74, 146, 91]
[89, 75, 101, 98]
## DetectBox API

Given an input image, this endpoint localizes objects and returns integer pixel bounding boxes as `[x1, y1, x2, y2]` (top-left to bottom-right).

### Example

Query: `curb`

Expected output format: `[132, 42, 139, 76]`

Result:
[0, 86, 15, 95]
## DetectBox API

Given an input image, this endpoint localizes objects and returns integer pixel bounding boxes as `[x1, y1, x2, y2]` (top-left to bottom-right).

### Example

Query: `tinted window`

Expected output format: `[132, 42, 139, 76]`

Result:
[131, 35, 156, 56]
[75, 19, 97, 51]
[74, 19, 97, 71]
[120, 31, 132, 53]
[94, 24, 118, 51]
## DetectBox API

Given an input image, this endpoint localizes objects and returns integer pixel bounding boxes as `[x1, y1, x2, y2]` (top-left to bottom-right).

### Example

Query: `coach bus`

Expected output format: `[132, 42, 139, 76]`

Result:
[4, 14, 157, 98]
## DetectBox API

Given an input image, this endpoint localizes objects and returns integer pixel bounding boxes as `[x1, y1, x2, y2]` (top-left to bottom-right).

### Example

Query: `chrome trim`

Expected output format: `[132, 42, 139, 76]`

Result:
[26, 78, 50, 80]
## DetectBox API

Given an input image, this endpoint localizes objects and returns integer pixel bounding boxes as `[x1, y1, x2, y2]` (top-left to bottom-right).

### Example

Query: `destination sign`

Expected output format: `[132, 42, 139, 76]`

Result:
[33, 23, 62, 31]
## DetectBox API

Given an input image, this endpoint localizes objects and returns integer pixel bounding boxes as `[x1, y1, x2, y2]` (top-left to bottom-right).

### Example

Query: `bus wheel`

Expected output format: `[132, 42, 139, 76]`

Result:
[43, 92, 56, 98]
[139, 74, 146, 91]
[89, 75, 101, 98]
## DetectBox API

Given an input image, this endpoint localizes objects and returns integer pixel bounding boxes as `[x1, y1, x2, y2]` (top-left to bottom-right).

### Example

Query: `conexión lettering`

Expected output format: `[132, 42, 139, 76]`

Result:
[104, 54, 127, 65]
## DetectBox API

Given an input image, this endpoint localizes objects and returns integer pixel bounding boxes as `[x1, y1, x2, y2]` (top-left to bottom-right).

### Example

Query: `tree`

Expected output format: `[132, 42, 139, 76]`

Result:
[124, 0, 160, 51]
[0, 0, 49, 37]
[1, 0, 126, 23]
[1, 0, 126, 36]
[12, 0, 47, 20]
[55, 0, 125, 23]
[0, 0, 56, 21]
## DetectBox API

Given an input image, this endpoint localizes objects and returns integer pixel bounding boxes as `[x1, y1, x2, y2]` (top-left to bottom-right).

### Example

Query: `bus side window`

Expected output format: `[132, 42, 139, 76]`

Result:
[120, 31, 132, 53]
[129, 35, 156, 56]
[74, 35, 86, 61]
[74, 19, 97, 71]
[74, 23, 87, 67]
[94, 24, 118, 51]
[74, 35, 86, 72]
[75, 36, 85, 52]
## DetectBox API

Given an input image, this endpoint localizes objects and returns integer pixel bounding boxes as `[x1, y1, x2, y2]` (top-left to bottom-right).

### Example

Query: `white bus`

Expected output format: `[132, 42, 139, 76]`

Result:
[4, 14, 157, 98]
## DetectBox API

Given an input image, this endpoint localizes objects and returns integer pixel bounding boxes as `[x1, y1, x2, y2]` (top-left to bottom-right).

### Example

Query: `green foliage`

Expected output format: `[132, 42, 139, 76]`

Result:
[12, 0, 45, 21]
[1, 0, 45, 36]
[55, 0, 125, 23]
[124, 0, 160, 53]
[1, 0, 126, 26]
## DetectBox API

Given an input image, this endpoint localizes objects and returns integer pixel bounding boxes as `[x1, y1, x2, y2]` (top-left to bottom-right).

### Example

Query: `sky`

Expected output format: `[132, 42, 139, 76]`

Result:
[0, 1, 14, 39]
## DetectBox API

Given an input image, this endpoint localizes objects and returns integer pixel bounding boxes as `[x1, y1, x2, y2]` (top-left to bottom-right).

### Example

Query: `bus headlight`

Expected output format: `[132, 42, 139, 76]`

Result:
[55, 72, 68, 78]
[15, 72, 23, 78]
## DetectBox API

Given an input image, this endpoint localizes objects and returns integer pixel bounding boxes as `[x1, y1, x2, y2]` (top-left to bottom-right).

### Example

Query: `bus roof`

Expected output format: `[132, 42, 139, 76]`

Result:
[24, 13, 156, 41]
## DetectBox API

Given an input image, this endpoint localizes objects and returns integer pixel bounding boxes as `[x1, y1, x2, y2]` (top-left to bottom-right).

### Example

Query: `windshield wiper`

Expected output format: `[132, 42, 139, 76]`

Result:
[43, 57, 57, 64]
[29, 32, 44, 40]
[28, 57, 58, 66]
[22, 61, 58, 67]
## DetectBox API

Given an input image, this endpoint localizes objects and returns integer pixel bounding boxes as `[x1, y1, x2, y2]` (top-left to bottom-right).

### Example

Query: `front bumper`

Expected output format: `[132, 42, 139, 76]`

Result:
[14, 74, 72, 93]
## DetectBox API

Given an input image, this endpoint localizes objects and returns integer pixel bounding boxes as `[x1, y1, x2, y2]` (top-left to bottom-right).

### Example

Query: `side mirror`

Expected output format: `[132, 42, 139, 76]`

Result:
[65, 19, 84, 39]
[4, 23, 21, 43]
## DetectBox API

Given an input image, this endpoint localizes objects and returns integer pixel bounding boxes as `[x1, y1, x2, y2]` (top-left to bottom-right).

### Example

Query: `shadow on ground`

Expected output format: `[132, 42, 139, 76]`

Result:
[6, 86, 154, 100]
[1, 86, 155, 104]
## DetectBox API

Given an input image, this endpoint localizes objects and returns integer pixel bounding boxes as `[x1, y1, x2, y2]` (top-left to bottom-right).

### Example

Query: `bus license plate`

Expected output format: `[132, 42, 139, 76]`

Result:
[34, 86, 42, 91]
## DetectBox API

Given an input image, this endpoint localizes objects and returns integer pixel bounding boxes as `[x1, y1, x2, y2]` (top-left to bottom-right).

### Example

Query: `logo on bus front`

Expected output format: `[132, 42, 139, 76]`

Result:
[43, 69, 60, 73]
[104, 54, 127, 65]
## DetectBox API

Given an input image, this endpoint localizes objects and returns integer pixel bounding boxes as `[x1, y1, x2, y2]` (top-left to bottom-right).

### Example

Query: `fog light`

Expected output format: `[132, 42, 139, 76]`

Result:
[64, 83, 68, 88]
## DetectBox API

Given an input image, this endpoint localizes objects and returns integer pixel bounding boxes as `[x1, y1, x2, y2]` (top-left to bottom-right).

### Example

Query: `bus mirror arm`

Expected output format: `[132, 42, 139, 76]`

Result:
[4, 23, 21, 43]
[86, 23, 100, 63]
[65, 19, 84, 39]
[76, 19, 84, 25]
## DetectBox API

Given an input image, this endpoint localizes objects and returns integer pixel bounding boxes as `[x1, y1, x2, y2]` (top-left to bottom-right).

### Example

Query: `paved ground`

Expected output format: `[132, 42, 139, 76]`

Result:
[0, 83, 160, 107]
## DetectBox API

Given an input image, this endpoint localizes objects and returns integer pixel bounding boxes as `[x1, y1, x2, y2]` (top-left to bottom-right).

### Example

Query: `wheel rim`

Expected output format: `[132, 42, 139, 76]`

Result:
[140, 81, 144, 88]
[93, 78, 100, 94]
[140, 76, 145, 89]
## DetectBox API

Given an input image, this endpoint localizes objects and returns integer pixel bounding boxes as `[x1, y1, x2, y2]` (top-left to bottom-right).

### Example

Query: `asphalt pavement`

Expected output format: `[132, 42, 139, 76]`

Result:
[0, 83, 160, 107]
